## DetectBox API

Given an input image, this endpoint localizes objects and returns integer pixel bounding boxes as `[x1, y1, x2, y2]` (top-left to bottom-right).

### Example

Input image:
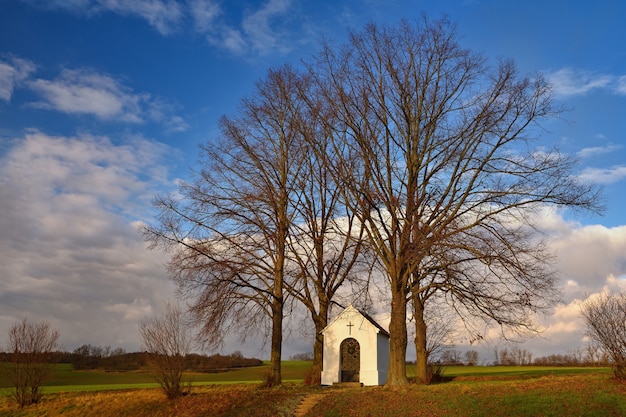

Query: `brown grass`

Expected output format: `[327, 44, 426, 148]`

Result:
[0, 384, 313, 417]
[0, 373, 624, 417]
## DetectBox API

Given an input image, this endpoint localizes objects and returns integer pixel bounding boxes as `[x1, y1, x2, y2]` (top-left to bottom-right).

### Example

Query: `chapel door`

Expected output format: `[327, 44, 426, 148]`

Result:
[340, 337, 360, 382]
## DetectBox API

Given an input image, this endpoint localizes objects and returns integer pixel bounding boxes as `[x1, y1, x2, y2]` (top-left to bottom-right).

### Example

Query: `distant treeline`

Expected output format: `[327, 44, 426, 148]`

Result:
[0, 345, 262, 372]
[430, 346, 614, 367]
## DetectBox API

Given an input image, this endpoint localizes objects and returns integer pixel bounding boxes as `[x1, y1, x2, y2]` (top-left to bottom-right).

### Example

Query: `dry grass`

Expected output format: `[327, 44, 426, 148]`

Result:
[0, 384, 312, 417]
[0, 372, 624, 417]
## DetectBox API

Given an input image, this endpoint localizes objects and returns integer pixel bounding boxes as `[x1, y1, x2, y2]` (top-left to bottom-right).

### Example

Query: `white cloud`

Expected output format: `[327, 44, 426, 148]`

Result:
[28, 69, 145, 122]
[543, 215, 626, 301]
[242, 0, 292, 55]
[100, 0, 184, 35]
[463, 210, 626, 358]
[105, 298, 154, 322]
[578, 165, 626, 184]
[0, 130, 177, 351]
[213, 27, 248, 55]
[22, 0, 184, 35]
[165, 115, 191, 133]
[189, 0, 221, 33]
[577, 143, 622, 159]
[1, 130, 624, 358]
[547, 68, 612, 97]
[21, 0, 298, 57]
[25, 67, 188, 130]
[0, 56, 36, 101]
[547, 67, 626, 97]
[617, 75, 626, 95]
[202, 0, 294, 56]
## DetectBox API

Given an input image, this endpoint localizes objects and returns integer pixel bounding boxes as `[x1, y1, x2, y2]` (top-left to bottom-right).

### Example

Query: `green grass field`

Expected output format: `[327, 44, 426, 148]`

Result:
[0, 362, 613, 394]
[0, 361, 314, 393]
[436, 365, 612, 378]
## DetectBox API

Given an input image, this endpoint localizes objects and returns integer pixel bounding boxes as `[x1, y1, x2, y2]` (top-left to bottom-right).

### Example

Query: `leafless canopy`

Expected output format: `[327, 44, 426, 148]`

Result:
[1, 318, 59, 407]
[581, 293, 626, 379]
[145, 16, 602, 387]
[144, 65, 308, 386]
[140, 303, 192, 399]
[309, 17, 602, 384]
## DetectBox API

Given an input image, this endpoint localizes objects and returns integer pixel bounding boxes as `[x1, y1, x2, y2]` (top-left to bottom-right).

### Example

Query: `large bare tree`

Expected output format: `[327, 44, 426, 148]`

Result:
[144, 65, 306, 387]
[285, 77, 373, 382]
[311, 17, 602, 385]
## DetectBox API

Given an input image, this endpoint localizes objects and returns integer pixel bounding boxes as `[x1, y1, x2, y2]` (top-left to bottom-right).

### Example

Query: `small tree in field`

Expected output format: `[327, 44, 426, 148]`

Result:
[581, 292, 626, 379]
[1, 318, 59, 408]
[140, 303, 192, 399]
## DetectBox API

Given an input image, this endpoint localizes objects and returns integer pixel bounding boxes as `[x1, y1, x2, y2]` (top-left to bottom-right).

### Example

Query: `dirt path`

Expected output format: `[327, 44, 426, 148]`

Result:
[293, 393, 327, 417]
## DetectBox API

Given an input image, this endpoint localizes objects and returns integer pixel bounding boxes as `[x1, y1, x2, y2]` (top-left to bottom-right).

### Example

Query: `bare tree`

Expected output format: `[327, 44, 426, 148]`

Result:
[421, 301, 457, 363]
[439, 348, 463, 365]
[140, 303, 192, 399]
[1, 318, 59, 407]
[144, 65, 306, 387]
[464, 350, 479, 366]
[311, 17, 601, 385]
[285, 75, 374, 383]
[585, 341, 604, 366]
[581, 292, 626, 379]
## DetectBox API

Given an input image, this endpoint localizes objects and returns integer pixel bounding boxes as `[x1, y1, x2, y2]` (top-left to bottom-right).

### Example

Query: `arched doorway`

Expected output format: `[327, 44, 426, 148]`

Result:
[340, 337, 360, 382]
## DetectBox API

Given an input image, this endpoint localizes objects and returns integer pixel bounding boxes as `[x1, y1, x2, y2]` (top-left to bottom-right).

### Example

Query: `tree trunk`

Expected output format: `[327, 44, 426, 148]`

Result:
[269, 299, 283, 386]
[311, 301, 328, 385]
[311, 317, 324, 385]
[413, 299, 429, 384]
[386, 287, 409, 385]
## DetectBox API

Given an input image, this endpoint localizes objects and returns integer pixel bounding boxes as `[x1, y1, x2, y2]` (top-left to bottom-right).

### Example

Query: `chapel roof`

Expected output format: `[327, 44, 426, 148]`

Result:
[322, 304, 389, 337]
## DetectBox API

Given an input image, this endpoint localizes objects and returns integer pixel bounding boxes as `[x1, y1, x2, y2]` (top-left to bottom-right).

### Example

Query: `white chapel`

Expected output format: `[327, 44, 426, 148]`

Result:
[320, 305, 390, 386]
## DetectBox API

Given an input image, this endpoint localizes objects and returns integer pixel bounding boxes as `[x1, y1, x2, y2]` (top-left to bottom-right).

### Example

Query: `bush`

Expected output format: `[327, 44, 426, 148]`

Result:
[581, 293, 626, 379]
[0, 319, 60, 408]
[303, 364, 321, 385]
[140, 304, 192, 399]
[427, 363, 448, 383]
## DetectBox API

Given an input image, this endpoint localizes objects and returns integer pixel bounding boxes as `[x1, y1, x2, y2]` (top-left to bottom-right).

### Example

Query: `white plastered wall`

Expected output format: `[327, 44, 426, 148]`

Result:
[320, 305, 389, 386]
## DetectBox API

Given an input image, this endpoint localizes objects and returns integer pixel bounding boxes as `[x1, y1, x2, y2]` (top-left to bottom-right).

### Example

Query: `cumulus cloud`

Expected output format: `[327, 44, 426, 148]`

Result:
[1, 131, 624, 357]
[0, 130, 177, 350]
[578, 165, 626, 184]
[29, 69, 146, 122]
[547, 67, 626, 97]
[23, 67, 189, 130]
[540, 211, 626, 302]
[457, 209, 626, 357]
[0, 55, 189, 130]
[0, 56, 36, 101]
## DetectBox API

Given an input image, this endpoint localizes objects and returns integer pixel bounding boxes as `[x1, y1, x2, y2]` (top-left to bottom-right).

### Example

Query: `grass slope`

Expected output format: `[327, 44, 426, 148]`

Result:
[0, 365, 624, 416]
[313, 373, 626, 417]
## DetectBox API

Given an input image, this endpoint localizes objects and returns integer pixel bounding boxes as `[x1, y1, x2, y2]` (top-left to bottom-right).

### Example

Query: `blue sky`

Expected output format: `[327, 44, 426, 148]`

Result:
[1, 0, 626, 361]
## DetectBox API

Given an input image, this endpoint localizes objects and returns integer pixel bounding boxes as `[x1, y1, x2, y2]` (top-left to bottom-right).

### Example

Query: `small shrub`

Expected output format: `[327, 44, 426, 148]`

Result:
[1, 319, 60, 408]
[303, 364, 321, 385]
[427, 363, 447, 383]
[259, 369, 280, 388]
